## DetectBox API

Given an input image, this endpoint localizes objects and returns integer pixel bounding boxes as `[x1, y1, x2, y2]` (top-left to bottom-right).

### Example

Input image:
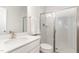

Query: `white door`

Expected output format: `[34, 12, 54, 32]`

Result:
[55, 8, 77, 53]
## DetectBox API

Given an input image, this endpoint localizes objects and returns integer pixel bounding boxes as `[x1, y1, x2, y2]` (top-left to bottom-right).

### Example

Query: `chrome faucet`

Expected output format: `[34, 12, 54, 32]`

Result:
[9, 31, 16, 39]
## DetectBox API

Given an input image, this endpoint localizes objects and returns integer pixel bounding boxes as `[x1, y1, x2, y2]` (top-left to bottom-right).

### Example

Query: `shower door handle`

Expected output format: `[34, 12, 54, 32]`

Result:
[55, 48, 58, 50]
[55, 48, 59, 53]
[42, 24, 48, 28]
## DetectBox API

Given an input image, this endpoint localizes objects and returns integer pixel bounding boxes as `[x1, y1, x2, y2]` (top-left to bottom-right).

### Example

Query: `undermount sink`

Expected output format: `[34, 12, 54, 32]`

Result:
[0, 37, 28, 51]
[4, 37, 28, 44]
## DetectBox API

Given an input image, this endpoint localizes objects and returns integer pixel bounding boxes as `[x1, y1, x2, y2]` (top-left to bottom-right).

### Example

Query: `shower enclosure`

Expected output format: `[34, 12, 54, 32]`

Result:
[40, 12, 55, 52]
[40, 7, 78, 53]
[55, 8, 77, 53]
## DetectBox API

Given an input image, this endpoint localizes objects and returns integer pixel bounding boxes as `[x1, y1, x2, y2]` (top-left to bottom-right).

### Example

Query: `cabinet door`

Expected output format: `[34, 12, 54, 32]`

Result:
[8, 39, 40, 53]
[55, 8, 77, 53]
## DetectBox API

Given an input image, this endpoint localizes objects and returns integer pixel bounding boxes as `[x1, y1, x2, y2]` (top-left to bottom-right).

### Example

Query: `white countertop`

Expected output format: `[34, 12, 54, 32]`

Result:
[0, 35, 40, 53]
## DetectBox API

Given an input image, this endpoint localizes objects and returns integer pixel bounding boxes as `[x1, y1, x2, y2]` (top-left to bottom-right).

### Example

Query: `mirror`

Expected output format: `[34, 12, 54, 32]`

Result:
[0, 7, 6, 34]
[0, 6, 27, 34]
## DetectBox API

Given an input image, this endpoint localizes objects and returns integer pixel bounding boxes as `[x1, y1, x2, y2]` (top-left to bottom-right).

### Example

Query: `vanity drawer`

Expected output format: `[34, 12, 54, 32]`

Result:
[9, 39, 40, 53]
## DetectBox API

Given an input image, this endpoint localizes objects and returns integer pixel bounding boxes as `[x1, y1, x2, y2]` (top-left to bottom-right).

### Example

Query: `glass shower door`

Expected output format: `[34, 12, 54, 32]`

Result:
[40, 14, 47, 43]
[40, 13, 55, 52]
[55, 8, 77, 53]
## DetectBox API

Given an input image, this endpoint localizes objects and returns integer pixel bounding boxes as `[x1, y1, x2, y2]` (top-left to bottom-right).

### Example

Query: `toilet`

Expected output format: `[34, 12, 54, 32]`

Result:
[40, 43, 53, 53]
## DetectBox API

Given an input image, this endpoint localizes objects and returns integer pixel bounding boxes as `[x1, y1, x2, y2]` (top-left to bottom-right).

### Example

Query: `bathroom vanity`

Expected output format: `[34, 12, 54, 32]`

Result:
[0, 33, 40, 53]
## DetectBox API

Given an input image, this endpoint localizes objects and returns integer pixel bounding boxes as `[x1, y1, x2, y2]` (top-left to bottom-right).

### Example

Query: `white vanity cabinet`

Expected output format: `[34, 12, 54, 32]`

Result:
[8, 39, 40, 53]
[0, 34, 40, 53]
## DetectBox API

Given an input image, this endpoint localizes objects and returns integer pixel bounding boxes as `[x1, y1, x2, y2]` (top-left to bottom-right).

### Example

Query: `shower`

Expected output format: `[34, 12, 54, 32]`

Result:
[40, 7, 77, 53]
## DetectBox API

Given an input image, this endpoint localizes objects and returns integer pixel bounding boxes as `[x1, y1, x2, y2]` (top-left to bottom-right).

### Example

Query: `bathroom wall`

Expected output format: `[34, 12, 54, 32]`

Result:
[0, 6, 27, 33]
[27, 6, 45, 34]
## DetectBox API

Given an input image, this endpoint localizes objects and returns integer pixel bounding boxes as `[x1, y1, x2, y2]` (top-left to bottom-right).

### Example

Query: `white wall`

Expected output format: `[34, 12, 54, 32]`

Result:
[1, 6, 27, 33]
[27, 6, 45, 35]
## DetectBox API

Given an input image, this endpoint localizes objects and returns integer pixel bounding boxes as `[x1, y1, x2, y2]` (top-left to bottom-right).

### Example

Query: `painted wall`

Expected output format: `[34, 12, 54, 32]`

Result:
[27, 6, 45, 35]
